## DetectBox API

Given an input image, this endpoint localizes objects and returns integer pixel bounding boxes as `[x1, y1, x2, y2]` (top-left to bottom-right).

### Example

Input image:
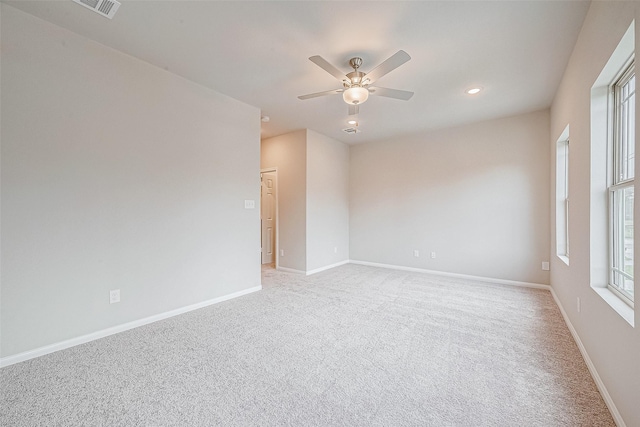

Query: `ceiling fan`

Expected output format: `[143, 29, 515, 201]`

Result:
[298, 50, 414, 116]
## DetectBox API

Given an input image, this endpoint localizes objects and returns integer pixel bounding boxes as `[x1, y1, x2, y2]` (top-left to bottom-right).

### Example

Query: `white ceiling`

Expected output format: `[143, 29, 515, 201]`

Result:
[5, 0, 591, 144]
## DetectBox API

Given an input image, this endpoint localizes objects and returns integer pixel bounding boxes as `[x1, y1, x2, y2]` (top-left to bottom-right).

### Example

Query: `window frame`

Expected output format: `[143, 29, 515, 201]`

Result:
[556, 135, 570, 262]
[608, 59, 635, 307]
[563, 139, 570, 258]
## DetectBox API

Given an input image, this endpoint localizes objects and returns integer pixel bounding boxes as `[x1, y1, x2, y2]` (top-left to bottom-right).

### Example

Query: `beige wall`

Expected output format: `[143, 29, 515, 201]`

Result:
[549, 2, 640, 425]
[350, 110, 550, 284]
[261, 130, 308, 271]
[0, 5, 261, 358]
[306, 130, 350, 271]
[261, 129, 350, 273]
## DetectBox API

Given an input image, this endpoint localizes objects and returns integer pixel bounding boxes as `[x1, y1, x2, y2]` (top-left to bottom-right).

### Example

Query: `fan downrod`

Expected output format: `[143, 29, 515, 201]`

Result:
[345, 57, 367, 88]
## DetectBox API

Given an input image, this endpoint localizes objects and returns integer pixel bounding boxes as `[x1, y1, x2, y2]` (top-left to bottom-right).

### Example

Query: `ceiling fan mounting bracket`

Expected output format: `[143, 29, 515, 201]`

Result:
[349, 57, 363, 70]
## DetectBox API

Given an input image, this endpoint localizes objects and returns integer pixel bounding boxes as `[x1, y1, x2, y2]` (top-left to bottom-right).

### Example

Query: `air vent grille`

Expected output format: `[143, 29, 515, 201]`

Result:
[342, 127, 361, 135]
[73, 0, 120, 19]
[98, 0, 116, 16]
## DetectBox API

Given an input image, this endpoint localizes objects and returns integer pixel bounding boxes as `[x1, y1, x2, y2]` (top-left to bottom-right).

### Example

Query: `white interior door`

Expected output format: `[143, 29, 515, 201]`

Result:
[261, 172, 276, 264]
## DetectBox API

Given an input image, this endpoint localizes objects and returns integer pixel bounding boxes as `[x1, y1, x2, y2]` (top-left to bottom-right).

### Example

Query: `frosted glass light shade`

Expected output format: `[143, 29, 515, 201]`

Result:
[343, 86, 369, 105]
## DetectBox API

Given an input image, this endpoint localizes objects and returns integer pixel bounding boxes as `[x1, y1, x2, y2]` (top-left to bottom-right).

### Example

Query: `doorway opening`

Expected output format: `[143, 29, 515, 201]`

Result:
[260, 169, 278, 270]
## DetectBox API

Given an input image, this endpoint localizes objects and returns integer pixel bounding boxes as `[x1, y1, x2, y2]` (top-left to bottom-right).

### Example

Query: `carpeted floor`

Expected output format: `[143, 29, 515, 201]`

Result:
[1, 264, 614, 426]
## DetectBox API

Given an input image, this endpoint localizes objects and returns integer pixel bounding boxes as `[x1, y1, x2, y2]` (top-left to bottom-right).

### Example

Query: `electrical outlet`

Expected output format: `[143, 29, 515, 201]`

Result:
[109, 289, 120, 304]
[542, 261, 550, 271]
[430, 252, 436, 259]
[413, 250, 420, 258]
[334, 247, 338, 254]
[280, 249, 284, 257]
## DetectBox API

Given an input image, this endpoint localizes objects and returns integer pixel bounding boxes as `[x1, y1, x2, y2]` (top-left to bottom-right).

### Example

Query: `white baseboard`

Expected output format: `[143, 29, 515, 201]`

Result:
[349, 260, 550, 290]
[350, 260, 624, 424]
[276, 266, 306, 274]
[0, 285, 262, 368]
[306, 260, 350, 276]
[277, 261, 350, 276]
[549, 289, 626, 427]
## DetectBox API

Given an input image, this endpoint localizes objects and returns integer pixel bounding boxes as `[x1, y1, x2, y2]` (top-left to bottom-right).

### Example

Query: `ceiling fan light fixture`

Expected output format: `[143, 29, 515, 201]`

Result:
[343, 86, 369, 105]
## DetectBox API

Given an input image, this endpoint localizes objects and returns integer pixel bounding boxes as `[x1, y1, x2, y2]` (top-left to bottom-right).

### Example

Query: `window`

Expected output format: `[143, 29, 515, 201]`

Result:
[556, 126, 570, 263]
[609, 61, 635, 306]
[591, 21, 634, 325]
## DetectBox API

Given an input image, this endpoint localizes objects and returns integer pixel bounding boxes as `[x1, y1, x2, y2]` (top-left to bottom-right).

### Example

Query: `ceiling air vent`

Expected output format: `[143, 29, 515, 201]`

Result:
[73, 0, 121, 19]
[342, 127, 361, 135]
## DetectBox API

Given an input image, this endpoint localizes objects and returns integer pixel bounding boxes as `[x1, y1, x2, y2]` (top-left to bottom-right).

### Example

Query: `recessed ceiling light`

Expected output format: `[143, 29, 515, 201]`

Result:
[466, 87, 482, 95]
[347, 119, 358, 125]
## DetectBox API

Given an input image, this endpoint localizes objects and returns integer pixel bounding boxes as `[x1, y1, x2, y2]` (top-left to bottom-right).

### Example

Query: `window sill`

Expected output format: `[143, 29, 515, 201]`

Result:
[557, 255, 569, 266]
[592, 287, 635, 327]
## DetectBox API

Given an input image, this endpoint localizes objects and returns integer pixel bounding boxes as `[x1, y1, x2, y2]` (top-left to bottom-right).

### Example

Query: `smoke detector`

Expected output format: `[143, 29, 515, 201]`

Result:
[73, 0, 121, 19]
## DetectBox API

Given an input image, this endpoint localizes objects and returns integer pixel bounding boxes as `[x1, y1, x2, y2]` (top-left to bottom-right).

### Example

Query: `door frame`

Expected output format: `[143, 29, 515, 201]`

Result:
[260, 168, 279, 269]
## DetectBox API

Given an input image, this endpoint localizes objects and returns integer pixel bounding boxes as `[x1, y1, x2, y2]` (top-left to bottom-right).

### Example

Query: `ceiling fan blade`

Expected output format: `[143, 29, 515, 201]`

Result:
[298, 88, 344, 100]
[364, 50, 411, 85]
[368, 86, 414, 101]
[348, 104, 359, 116]
[309, 56, 348, 82]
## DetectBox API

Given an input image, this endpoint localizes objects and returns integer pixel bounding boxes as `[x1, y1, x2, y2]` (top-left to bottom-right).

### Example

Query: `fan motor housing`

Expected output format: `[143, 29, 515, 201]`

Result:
[345, 71, 367, 88]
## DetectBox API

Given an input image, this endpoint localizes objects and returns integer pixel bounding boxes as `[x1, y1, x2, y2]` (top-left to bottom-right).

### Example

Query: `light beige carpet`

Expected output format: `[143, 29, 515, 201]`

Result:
[1, 264, 614, 426]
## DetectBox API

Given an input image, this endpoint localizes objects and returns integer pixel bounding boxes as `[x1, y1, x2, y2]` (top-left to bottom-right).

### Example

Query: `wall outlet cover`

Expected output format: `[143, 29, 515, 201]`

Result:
[109, 289, 120, 304]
